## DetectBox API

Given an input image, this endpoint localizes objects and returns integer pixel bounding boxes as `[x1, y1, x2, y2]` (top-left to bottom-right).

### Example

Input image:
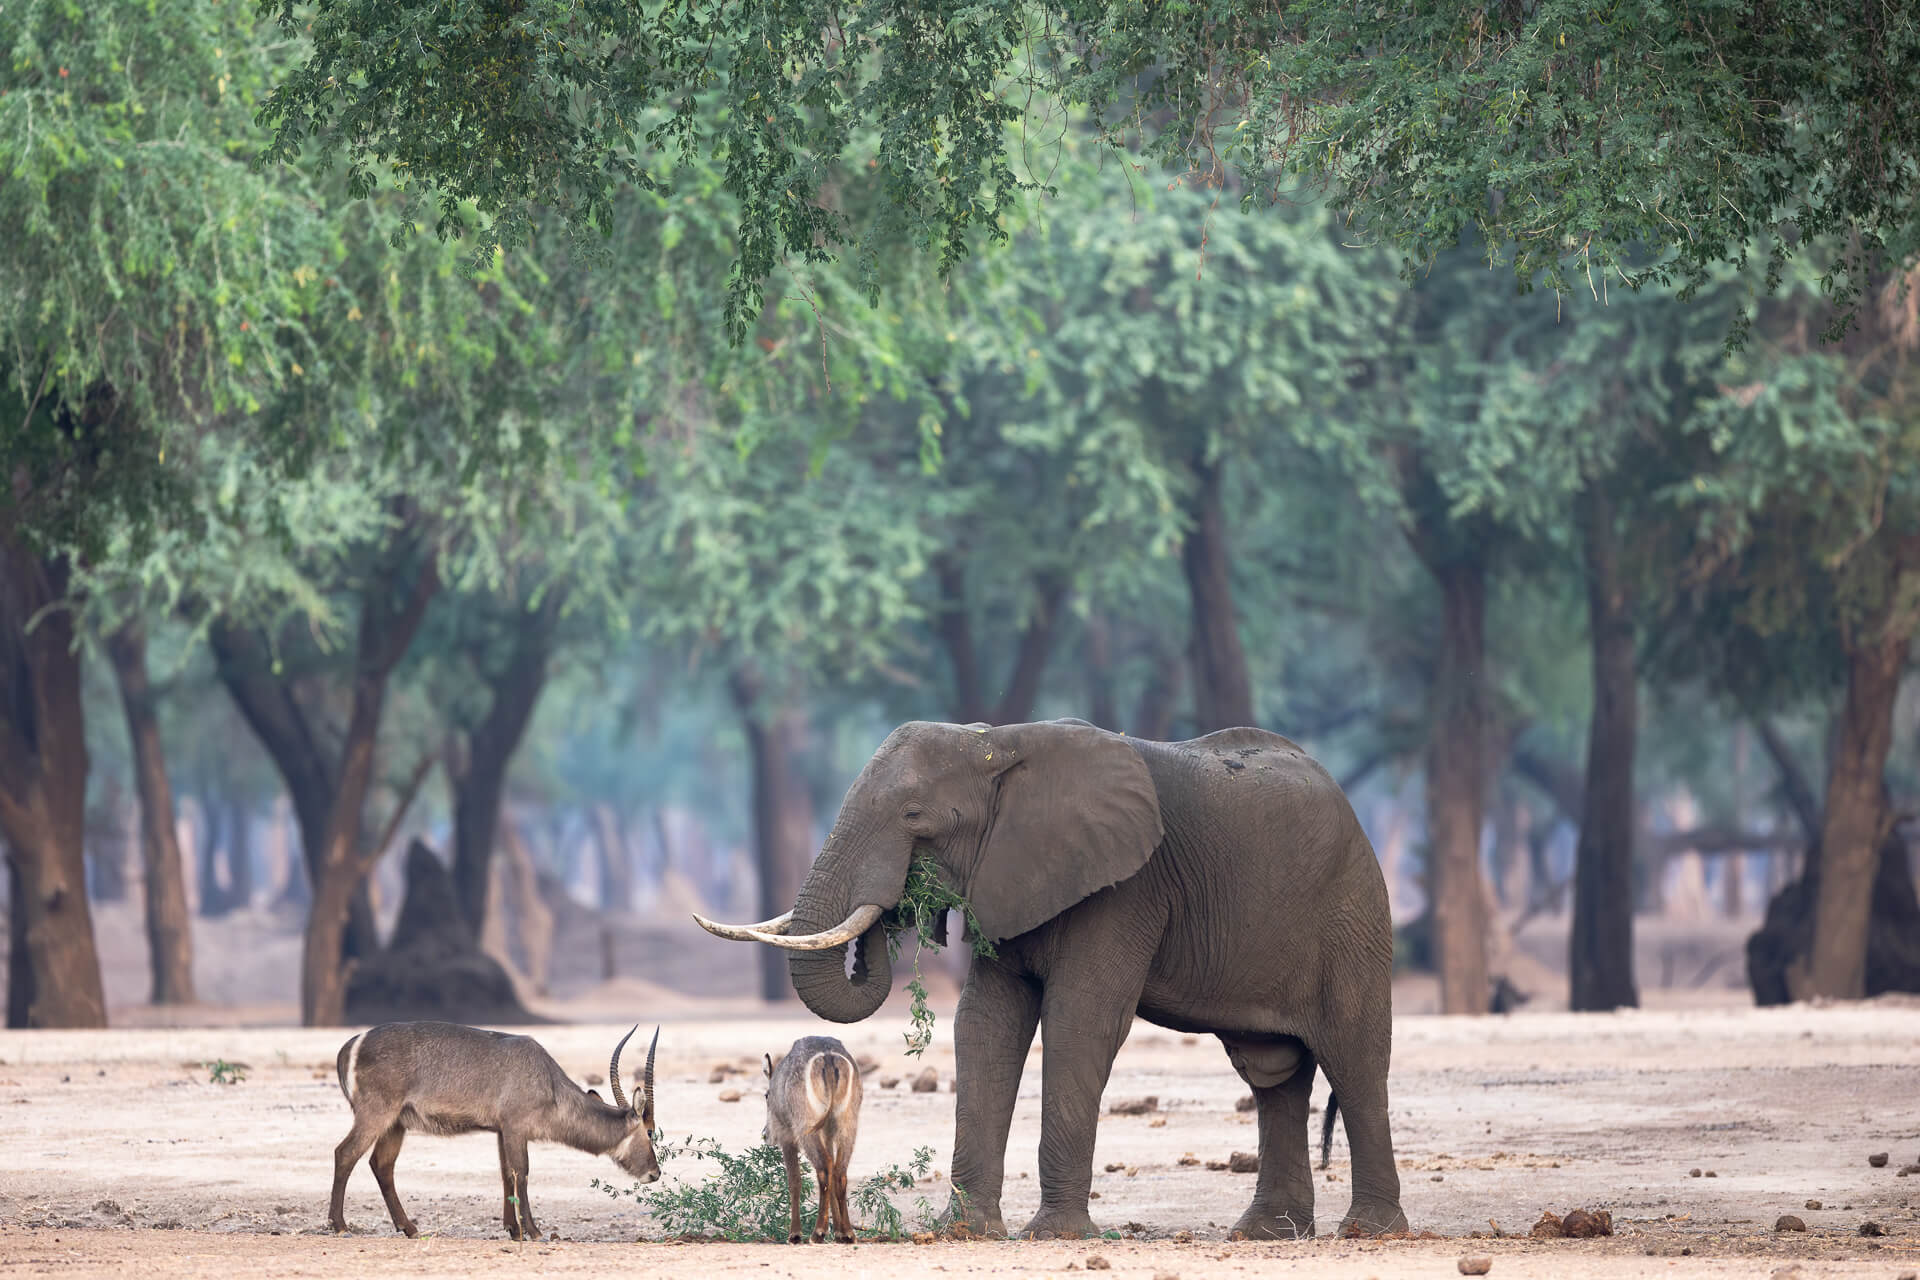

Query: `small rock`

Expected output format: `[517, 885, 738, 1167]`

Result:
[1234, 1094, 1256, 1113]
[911, 1231, 935, 1245]
[880, 1076, 901, 1089]
[1085, 1256, 1111, 1270]
[707, 1068, 728, 1084]
[1124, 1221, 1147, 1234]
[1859, 1220, 1886, 1237]
[1457, 1256, 1492, 1276]
[1155, 1273, 1181, 1280]
[584, 1072, 605, 1085]
[717, 1089, 742, 1103]
[1870, 1152, 1891, 1168]
[1109, 1096, 1159, 1116]
[1689, 1168, 1702, 1177]
[1228, 1152, 1260, 1173]
[1171, 1229, 1194, 1243]
[1805, 1200, 1822, 1210]
[1770, 1268, 1803, 1280]
[1178, 1154, 1200, 1166]
[1901, 1164, 1920, 1177]
[1773, 1215, 1806, 1233]
[1181, 1035, 1196, 1045]
[857, 1055, 879, 1075]
[1089, 1191, 1102, 1200]
[1149, 1117, 1167, 1128]
[1895, 1272, 1916, 1280]
[1530, 1210, 1564, 1239]
[1205, 1160, 1229, 1171]
[911, 1068, 939, 1093]
[1704, 1170, 1717, 1178]
[1431, 1174, 1445, 1182]
[1105, 1162, 1126, 1173]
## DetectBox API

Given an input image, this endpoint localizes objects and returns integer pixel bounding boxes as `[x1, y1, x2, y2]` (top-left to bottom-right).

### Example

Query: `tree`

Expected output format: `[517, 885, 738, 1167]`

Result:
[102, 621, 197, 1005]
[0, 546, 106, 1027]
[259, 1, 1920, 338]
[1654, 260, 1920, 1000]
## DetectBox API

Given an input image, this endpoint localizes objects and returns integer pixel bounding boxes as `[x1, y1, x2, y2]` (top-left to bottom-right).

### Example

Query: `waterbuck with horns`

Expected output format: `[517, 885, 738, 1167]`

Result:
[329, 1021, 661, 1240]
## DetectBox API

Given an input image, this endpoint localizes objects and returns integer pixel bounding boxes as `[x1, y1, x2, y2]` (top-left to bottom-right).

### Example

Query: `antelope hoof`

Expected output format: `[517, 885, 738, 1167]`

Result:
[787, 1232, 804, 1244]
[810, 1230, 826, 1243]
[835, 1233, 855, 1244]
[399, 1222, 419, 1239]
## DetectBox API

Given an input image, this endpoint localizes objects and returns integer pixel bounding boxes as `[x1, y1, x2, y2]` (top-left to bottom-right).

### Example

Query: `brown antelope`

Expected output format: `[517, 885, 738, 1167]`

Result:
[329, 1021, 660, 1240]
[763, 1035, 863, 1243]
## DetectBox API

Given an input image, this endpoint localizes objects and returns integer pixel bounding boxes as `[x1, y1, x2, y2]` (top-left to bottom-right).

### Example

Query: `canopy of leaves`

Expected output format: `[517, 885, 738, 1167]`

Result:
[256, 0, 1920, 341]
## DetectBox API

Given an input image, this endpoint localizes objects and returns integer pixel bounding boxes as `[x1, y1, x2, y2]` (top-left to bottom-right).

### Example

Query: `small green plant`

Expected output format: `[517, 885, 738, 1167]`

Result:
[206, 1059, 247, 1085]
[596, 1139, 946, 1242]
[889, 854, 996, 1056]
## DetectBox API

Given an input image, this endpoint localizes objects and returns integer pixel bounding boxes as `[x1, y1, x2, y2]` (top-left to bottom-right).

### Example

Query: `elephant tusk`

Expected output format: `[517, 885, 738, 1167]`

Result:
[692, 910, 794, 941]
[743, 904, 884, 951]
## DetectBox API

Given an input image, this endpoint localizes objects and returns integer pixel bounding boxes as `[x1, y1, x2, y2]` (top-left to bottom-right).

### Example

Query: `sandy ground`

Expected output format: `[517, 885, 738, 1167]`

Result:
[4, 996, 1920, 1278]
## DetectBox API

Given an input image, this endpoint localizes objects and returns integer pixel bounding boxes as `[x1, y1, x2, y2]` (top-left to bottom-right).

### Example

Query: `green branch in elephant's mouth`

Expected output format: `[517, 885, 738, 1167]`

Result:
[885, 854, 996, 1057]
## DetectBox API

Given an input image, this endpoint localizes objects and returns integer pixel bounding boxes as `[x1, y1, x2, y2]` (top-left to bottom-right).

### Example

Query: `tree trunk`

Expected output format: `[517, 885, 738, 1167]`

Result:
[1085, 612, 1117, 730]
[1181, 450, 1256, 732]
[226, 797, 252, 912]
[1569, 486, 1640, 1012]
[934, 556, 988, 724]
[7, 856, 30, 1028]
[593, 803, 633, 914]
[1803, 601, 1913, 999]
[104, 621, 197, 1005]
[1424, 557, 1489, 1016]
[87, 778, 130, 901]
[298, 552, 440, 1027]
[0, 545, 107, 1027]
[992, 573, 1069, 724]
[730, 667, 816, 1003]
[448, 614, 552, 935]
[210, 621, 379, 958]
[1132, 643, 1184, 740]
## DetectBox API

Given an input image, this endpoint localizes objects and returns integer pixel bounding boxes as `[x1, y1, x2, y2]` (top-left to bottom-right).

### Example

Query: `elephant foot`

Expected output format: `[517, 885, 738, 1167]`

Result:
[1019, 1206, 1099, 1240]
[944, 1192, 1006, 1239]
[1337, 1198, 1409, 1238]
[1230, 1205, 1315, 1240]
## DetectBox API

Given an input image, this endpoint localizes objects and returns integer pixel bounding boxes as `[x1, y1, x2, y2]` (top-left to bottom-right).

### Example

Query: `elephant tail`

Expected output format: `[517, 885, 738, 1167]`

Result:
[1319, 1091, 1339, 1169]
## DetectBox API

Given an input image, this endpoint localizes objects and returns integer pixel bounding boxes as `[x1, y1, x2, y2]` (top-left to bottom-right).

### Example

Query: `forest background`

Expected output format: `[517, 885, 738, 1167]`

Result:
[4, 0, 1920, 1031]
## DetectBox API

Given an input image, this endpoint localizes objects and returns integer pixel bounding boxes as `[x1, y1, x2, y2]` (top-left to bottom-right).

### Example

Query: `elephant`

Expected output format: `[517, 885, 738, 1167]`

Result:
[695, 717, 1407, 1241]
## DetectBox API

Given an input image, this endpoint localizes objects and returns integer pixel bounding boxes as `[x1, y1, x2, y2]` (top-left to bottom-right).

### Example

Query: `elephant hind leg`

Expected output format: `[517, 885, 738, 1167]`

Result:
[1221, 1036, 1316, 1240]
[1316, 1026, 1408, 1237]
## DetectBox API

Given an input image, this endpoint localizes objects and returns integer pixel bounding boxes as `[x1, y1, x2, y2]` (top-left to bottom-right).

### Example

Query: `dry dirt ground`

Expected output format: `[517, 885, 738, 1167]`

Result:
[4, 994, 1920, 1279]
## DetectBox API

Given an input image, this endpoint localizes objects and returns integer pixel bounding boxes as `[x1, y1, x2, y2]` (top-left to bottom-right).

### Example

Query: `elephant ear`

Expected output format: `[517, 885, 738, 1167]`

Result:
[962, 719, 1163, 944]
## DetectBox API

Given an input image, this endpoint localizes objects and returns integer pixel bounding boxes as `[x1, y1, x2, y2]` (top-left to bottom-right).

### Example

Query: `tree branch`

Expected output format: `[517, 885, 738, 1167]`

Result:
[933, 554, 986, 724]
[1754, 715, 1822, 839]
[359, 750, 438, 878]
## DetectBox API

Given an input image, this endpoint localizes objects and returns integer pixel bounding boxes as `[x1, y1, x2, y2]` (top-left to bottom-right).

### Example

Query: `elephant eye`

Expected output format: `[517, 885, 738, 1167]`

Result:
[903, 809, 924, 821]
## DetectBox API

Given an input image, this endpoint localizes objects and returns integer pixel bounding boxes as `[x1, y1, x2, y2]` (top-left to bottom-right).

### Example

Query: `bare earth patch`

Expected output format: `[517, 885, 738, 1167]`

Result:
[3, 998, 1918, 1278]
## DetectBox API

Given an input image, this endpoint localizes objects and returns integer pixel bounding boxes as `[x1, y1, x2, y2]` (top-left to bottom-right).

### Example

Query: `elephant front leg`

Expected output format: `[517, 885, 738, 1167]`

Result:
[947, 955, 1040, 1238]
[1222, 1037, 1316, 1240]
[1020, 981, 1141, 1240]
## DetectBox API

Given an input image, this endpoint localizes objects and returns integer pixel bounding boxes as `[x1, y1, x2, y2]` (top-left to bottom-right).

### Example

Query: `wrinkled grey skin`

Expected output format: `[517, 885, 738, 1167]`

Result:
[725, 718, 1407, 1241]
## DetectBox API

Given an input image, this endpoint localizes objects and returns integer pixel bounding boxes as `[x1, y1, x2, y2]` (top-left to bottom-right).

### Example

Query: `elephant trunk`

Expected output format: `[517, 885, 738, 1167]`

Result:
[785, 817, 904, 1024]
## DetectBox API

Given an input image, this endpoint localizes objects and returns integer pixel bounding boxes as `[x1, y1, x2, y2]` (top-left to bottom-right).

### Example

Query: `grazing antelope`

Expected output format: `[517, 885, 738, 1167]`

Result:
[763, 1034, 864, 1243]
[329, 1021, 660, 1240]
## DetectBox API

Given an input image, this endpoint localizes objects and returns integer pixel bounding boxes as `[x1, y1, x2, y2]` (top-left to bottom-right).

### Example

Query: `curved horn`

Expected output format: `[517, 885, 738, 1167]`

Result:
[642, 1026, 659, 1111]
[608, 1024, 638, 1112]
[742, 904, 884, 951]
[692, 910, 794, 941]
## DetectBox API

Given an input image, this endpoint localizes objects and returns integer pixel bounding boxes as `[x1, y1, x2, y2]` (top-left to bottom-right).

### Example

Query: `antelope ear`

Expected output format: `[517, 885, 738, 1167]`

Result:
[586, 1088, 604, 1103]
[763, 1053, 774, 1079]
[962, 719, 1162, 944]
